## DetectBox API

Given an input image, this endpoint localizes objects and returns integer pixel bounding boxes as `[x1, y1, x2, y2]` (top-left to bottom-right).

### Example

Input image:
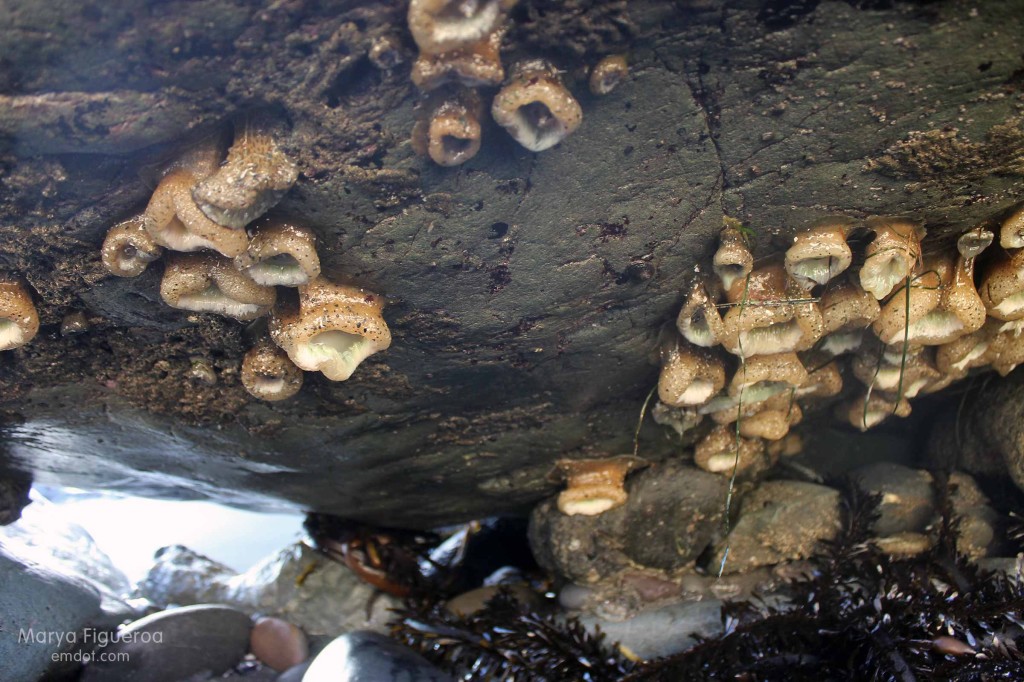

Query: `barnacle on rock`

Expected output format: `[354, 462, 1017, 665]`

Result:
[411, 28, 505, 91]
[269, 278, 392, 382]
[411, 86, 484, 166]
[589, 54, 628, 95]
[408, 0, 515, 54]
[191, 121, 299, 230]
[859, 218, 925, 300]
[101, 215, 163, 277]
[241, 338, 304, 401]
[160, 252, 276, 321]
[785, 219, 853, 290]
[0, 279, 39, 351]
[552, 456, 643, 516]
[234, 219, 320, 287]
[492, 60, 583, 152]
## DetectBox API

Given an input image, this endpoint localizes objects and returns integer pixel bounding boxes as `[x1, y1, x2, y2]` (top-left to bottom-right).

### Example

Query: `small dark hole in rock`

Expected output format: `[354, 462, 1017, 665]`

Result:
[489, 222, 509, 239]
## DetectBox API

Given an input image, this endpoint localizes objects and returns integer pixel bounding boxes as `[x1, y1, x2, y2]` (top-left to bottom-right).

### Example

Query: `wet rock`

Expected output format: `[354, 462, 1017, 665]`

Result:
[137, 544, 237, 606]
[2, 0, 1023, 528]
[929, 371, 1024, 496]
[949, 472, 1000, 559]
[712, 480, 842, 575]
[0, 543, 105, 681]
[852, 462, 935, 536]
[136, 541, 397, 636]
[1, 491, 136, 622]
[303, 631, 453, 681]
[444, 584, 541, 617]
[0, 466, 31, 525]
[250, 616, 309, 672]
[80, 604, 252, 682]
[529, 462, 728, 583]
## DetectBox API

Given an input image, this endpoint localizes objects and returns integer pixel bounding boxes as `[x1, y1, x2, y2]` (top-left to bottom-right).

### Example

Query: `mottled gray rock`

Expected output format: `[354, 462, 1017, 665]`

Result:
[578, 598, 726, 661]
[302, 631, 452, 682]
[0, 542, 105, 681]
[930, 371, 1024, 498]
[529, 462, 727, 583]
[1, 492, 136, 621]
[80, 604, 252, 682]
[0, 465, 30, 525]
[0, 0, 1021, 527]
[852, 463, 935, 537]
[949, 472, 1001, 559]
[712, 480, 842, 575]
[137, 545, 237, 606]
[136, 541, 397, 637]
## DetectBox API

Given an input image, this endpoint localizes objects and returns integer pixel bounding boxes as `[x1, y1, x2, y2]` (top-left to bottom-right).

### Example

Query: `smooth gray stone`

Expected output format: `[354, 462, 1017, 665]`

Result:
[579, 598, 725, 660]
[302, 631, 452, 682]
[80, 604, 252, 682]
[0, 544, 104, 681]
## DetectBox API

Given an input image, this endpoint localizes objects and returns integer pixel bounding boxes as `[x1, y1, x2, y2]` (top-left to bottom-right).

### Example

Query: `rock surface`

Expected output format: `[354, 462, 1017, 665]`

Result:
[137, 541, 397, 636]
[711, 480, 842, 574]
[80, 604, 252, 682]
[0, 541, 105, 681]
[529, 462, 727, 583]
[303, 630, 453, 682]
[0, 1, 1022, 525]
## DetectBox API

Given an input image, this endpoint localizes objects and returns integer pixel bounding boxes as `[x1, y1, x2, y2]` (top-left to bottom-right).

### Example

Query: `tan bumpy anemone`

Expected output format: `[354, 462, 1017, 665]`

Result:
[998, 204, 1024, 250]
[234, 219, 321, 287]
[694, 425, 767, 476]
[719, 263, 824, 358]
[411, 86, 484, 166]
[552, 456, 644, 516]
[411, 28, 505, 91]
[712, 226, 754, 292]
[101, 215, 164, 277]
[191, 120, 299, 230]
[657, 340, 727, 408]
[784, 219, 853, 291]
[492, 60, 583, 152]
[241, 338, 304, 401]
[408, 0, 516, 55]
[161, 252, 276, 321]
[676, 276, 726, 348]
[143, 141, 249, 258]
[269, 278, 392, 382]
[0, 279, 39, 351]
[897, 252, 986, 346]
[979, 248, 1024, 321]
[589, 54, 628, 95]
[817, 273, 880, 357]
[859, 218, 925, 300]
[845, 391, 912, 431]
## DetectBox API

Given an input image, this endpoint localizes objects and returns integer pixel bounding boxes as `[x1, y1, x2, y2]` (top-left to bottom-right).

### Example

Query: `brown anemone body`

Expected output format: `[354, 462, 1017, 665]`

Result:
[492, 60, 583, 152]
[411, 86, 484, 166]
[241, 339, 304, 401]
[235, 220, 321, 287]
[161, 252, 276, 321]
[269, 278, 392, 382]
[0, 279, 39, 351]
[101, 215, 163, 277]
[553, 456, 643, 516]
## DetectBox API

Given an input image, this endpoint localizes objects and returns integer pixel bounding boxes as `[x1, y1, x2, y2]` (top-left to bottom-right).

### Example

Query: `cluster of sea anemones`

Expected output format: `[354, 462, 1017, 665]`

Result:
[654, 206, 1024, 477]
[100, 127, 392, 401]
[407, 0, 625, 165]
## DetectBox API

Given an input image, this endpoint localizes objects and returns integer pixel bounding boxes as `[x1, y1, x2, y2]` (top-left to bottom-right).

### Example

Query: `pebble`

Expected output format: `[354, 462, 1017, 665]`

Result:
[80, 604, 252, 682]
[251, 616, 309, 672]
[302, 631, 452, 682]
